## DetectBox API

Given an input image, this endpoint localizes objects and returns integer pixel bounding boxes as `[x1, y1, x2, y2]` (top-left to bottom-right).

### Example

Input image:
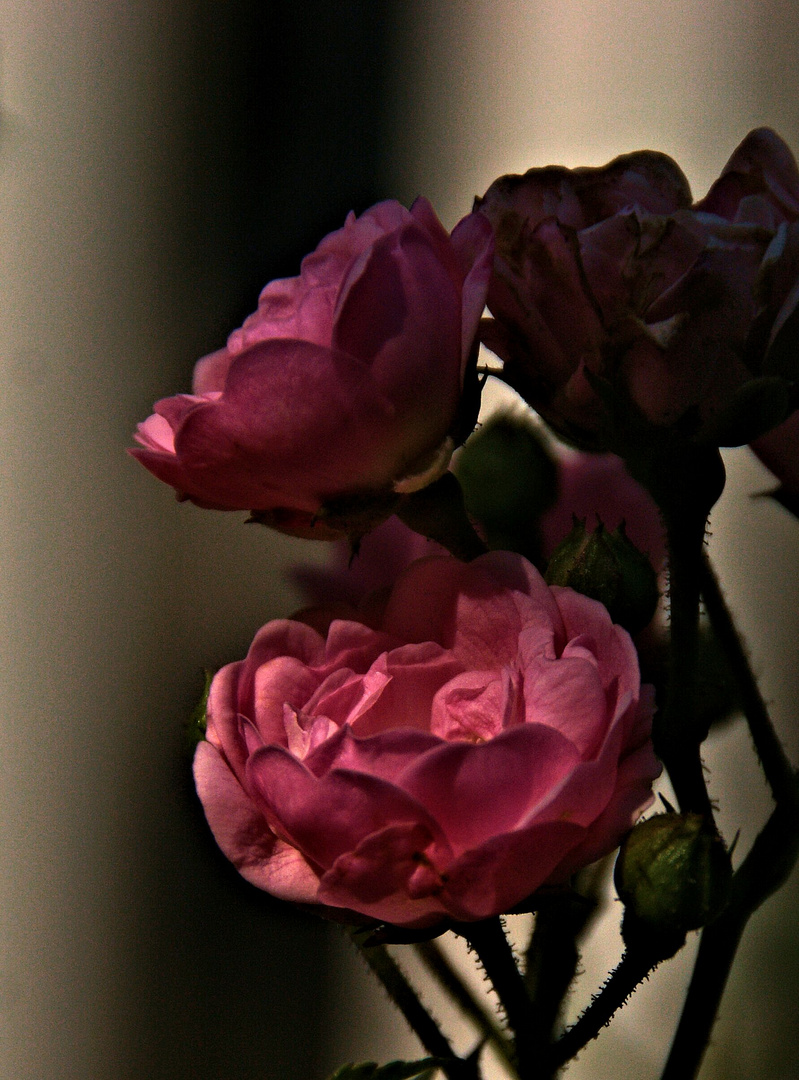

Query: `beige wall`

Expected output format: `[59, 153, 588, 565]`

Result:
[0, 6, 328, 1079]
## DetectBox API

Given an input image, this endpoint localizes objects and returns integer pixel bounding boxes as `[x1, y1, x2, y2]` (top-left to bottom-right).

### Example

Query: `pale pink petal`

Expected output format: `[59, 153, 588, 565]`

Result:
[133, 412, 175, 453]
[522, 650, 607, 755]
[246, 746, 444, 870]
[192, 347, 233, 394]
[430, 668, 517, 742]
[318, 823, 451, 928]
[194, 741, 321, 904]
[304, 725, 443, 784]
[346, 645, 465, 736]
[551, 740, 660, 878]
[398, 724, 580, 852]
[441, 819, 586, 920]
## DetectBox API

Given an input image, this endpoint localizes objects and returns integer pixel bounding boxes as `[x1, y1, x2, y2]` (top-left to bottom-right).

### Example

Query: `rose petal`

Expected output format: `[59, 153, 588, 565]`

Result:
[399, 723, 581, 852]
[194, 741, 321, 903]
[246, 746, 444, 870]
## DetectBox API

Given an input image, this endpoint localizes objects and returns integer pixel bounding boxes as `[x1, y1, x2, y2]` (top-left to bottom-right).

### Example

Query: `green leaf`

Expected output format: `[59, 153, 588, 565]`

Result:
[326, 1059, 442, 1080]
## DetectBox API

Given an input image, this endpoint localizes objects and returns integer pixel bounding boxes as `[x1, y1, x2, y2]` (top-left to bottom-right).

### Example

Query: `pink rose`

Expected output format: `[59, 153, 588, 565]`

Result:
[291, 513, 447, 610]
[477, 129, 799, 451]
[131, 199, 493, 533]
[540, 450, 666, 568]
[291, 449, 665, 615]
[194, 551, 659, 928]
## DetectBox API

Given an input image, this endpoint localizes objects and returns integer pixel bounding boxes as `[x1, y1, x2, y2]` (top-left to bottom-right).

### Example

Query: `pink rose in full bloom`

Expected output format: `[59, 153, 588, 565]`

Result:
[477, 129, 799, 451]
[194, 551, 659, 928]
[131, 199, 493, 535]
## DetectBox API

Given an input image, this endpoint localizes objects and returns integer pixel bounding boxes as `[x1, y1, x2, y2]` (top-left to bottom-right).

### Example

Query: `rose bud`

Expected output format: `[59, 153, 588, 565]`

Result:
[131, 199, 493, 539]
[477, 129, 799, 454]
[539, 447, 666, 568]
[545, 519, 660, 635]
[454, 412, 558, 560]
[194, 551, 660, 928]
[615, 812, 732, 953]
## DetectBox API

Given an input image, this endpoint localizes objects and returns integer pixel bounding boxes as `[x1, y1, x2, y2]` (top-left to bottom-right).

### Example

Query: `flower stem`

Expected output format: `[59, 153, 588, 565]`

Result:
[661, 793, 799, 1079]
[658, 504, 715, 818]
[699, 553, 796, 803]
[548, 947, 668, 1070]
[412, 940, 517, 1074]
[461, 919, 539, 1078]
[524, 894, 595, 1053]
[635, 446, 724, 819]
[351, 935, 481, 1080]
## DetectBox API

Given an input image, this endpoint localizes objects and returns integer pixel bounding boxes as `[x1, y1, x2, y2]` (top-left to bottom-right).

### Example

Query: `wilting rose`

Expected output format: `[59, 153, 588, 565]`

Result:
[131, 199, 493, 535]
[194, 551, 658, 927]
[751, 407, 799, 499]
[477, 129, 799, 451]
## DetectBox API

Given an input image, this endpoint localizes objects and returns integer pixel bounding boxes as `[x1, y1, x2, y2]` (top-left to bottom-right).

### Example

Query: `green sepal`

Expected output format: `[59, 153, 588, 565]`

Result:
[615, 812, 732, 951]
[186, 668, 214, 746]
[545, 518, 660, 634]
[396, 472, 487, 561]
[326, 1059, 443, 1080]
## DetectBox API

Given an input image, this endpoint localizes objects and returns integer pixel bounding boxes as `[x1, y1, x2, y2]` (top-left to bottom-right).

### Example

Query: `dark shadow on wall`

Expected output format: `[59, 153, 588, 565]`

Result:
[183, 1, 401, 358]
[124, 6, 400, 1078]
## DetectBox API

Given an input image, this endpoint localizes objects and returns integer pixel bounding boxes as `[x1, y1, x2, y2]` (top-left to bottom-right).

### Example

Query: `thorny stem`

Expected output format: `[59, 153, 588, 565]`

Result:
[548, 947, 669, 1071]
[351, 935, 481, 1080]
[461, 919, 537, 1079]
[412, 940, 516, 1073]
[630, 445, 724, 819]
[524, 895, 595, 1056]
[662, 790, 799, 1079]
[659, 553, 799, 1078]
[699, 552, 796, 803]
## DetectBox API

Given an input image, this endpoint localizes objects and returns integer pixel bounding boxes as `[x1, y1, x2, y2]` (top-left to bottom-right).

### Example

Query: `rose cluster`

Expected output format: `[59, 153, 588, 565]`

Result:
[134, 129, 799, 926]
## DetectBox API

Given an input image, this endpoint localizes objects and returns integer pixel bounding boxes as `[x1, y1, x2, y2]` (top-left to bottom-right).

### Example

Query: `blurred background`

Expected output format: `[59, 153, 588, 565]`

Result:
[1, 2, 798, 1078]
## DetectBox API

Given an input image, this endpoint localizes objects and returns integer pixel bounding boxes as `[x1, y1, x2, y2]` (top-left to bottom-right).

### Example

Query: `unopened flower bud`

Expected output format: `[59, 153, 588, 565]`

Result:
[455, 413, 557, 560]
[545, 519, 659, 633]
[615, 813, 732, 953]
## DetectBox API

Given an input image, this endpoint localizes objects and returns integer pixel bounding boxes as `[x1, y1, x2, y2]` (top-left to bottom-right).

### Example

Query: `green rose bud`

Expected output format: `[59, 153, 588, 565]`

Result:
[615, 813, 732, 954]
[455, 412, 557, 561]
[545, 518, 659, 634]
